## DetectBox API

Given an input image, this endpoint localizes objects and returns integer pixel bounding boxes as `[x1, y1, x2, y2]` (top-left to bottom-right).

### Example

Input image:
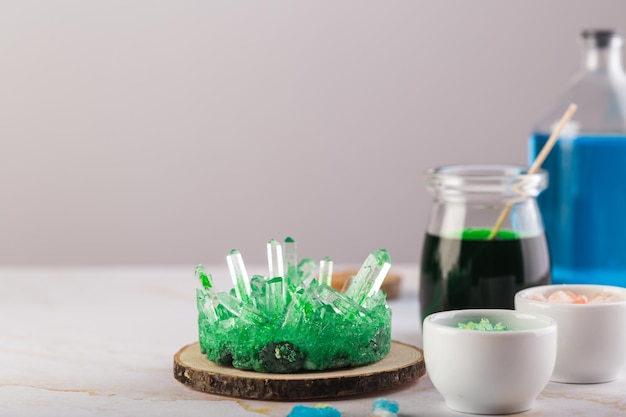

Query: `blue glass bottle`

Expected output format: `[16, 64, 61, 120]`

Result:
[529, 30, 626, 286]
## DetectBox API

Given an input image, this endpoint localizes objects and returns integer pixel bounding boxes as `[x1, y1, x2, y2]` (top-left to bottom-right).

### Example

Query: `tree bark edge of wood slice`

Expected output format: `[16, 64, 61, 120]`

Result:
[173, 341, 425, 400]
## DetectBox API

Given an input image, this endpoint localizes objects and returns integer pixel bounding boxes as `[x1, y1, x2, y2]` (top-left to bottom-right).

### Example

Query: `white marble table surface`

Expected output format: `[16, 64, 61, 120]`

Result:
[1, 265, 625, 416]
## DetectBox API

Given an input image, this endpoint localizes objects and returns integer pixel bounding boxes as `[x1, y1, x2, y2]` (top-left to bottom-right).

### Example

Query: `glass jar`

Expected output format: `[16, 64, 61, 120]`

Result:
[530, 29, 626, 286]
[419, 165, 551, 321]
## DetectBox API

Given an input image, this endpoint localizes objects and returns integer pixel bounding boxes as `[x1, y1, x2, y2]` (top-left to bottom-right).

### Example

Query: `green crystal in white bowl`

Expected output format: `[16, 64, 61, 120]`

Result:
[195, 237, 392, 373]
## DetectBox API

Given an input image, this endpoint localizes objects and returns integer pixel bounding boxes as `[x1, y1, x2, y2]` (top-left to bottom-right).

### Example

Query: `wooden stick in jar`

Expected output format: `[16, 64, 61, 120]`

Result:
[487, 103, 578, 240]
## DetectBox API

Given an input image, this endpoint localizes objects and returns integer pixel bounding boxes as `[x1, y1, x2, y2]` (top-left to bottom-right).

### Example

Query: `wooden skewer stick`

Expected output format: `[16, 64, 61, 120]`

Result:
[487, 103, 578, 240]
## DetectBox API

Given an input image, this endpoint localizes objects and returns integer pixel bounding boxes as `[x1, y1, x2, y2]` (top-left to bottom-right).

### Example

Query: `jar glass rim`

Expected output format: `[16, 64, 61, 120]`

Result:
[425, 164, 547, 180]
[423, 164, 548, 199]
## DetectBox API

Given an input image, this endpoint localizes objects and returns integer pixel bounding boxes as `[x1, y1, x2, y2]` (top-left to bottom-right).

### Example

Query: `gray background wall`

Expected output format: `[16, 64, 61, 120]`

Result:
[1, 1, 625, 266]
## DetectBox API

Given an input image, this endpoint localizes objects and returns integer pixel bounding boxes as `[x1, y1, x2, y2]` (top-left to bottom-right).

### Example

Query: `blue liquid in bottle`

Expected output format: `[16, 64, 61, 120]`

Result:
[530, 133, 626, 286]
[529, 29, 626, 287]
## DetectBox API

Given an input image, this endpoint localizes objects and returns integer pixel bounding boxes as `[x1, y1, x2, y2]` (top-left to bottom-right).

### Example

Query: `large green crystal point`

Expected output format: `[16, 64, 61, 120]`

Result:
[318, 257, 333, 287]
[266, 239, 284, 279]
[344, 249, 391, 306]
[196, 288, 218, 323]
[215, 292, 265, 325]
[195, 265, 213, 291]
[265, 276, 287, 314]
[297, 258, 317, 287]
[196, 239, 392, 373]
[226, 249, 251, 303]
[283, 237, 299, 287]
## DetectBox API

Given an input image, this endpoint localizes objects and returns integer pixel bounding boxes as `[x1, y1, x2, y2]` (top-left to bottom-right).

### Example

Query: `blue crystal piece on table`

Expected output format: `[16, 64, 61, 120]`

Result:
[370, 398, 399, 416]
[287, 404, 341, 417]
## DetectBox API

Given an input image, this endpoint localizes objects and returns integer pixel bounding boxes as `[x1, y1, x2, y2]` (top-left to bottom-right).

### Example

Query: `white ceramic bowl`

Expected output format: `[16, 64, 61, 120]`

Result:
[423, 309, 557, 415]
[515, 284, 626, 383]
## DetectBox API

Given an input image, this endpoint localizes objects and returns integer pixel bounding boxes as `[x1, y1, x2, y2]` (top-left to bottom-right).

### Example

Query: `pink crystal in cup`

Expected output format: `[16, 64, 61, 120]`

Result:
[515, 284, 626, 383]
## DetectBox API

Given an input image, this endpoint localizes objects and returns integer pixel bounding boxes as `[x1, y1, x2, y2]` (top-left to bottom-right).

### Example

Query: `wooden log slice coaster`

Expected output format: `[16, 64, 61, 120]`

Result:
[173, 341, 424, 400]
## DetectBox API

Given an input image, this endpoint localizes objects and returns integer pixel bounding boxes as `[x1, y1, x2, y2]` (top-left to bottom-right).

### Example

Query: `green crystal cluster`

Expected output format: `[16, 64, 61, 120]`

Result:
[457, 318, 510, 331]
[195, 237, 392, 373]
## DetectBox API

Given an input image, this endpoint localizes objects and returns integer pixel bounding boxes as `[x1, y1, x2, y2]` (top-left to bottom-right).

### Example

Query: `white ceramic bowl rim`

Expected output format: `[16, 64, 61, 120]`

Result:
[516, 284, 626, 309]
[424, 309, 556, 336]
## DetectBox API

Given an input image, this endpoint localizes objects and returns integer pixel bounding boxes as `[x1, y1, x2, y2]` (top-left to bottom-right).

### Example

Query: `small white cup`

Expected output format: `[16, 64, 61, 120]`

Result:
[423, 309, 557, 415]
[515, 284, 626, 383]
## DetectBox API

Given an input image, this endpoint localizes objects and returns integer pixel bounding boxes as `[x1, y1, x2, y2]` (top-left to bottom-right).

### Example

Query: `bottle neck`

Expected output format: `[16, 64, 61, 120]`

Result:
[584, 46, 624, 73]
[582, 34, 625, 75]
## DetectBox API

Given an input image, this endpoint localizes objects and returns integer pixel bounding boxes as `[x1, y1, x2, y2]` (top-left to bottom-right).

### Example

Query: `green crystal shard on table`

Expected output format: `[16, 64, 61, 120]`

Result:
[196, 238, 392, 373]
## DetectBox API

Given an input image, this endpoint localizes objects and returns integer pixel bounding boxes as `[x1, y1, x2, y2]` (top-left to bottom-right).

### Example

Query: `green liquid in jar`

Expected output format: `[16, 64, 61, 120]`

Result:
[419, 228, 551, 321]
